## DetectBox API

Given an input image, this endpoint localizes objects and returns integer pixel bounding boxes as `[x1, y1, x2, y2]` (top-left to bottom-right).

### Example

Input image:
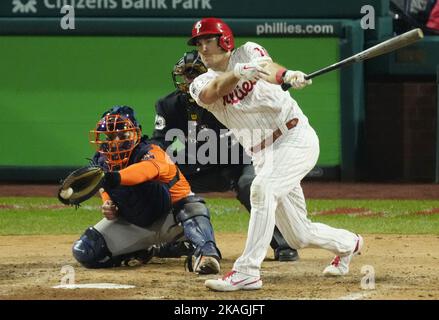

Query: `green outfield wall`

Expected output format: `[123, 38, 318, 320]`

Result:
[0, 36, 340, 172]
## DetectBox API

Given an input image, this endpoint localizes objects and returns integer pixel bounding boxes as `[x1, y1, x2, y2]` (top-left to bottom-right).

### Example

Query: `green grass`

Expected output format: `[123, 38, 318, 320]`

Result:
[208, 198, 439, 234]
[1, 197, 439, 235]
[0, 197, 102, 235]
[308, 199, 439, 215]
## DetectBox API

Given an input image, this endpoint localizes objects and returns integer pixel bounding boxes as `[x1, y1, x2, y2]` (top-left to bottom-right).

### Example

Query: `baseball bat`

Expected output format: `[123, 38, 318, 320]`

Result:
[281, 28, 424, 91]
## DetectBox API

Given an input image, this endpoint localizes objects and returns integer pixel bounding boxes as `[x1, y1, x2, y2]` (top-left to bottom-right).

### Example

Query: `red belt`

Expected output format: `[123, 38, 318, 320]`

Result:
[250, 118, 299, 153]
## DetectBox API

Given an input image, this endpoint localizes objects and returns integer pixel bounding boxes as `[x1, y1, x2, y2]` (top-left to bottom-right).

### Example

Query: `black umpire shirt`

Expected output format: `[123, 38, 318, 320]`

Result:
[150, 90, 251, 178]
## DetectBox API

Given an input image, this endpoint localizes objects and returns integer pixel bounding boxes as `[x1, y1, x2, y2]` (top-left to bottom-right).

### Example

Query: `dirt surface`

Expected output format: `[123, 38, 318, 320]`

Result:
[2, 182, 439, 199]
[0, 233, 438, 300]
[1, 183, 438, 300]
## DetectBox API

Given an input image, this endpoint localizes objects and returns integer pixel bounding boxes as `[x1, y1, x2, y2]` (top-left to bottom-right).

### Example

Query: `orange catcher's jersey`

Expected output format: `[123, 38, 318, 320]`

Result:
[102, 144, 191, 203]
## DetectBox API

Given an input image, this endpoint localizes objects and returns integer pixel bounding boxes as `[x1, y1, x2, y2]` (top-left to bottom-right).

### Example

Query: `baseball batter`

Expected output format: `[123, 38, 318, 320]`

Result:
[187, 18, 364, 291]
[150, 50, 299, 262]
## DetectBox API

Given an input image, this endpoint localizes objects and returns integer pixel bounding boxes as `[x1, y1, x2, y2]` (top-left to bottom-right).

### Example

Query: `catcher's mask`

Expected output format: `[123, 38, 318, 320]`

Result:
[172, 50, 207, 93]
[90, 107, 141, 171]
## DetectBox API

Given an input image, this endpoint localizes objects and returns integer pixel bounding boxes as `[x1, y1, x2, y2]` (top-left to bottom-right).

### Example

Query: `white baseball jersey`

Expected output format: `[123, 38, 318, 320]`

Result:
[189, 42, 309, 152]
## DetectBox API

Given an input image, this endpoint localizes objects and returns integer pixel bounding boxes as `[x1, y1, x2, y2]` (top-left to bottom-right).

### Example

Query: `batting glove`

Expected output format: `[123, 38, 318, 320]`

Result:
[283, 70, 312, 89]
[233, 62, 269, 81]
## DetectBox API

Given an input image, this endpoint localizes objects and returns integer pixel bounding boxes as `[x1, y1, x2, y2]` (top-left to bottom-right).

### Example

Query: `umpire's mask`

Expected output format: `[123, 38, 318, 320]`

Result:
[172, 50, 208, 93]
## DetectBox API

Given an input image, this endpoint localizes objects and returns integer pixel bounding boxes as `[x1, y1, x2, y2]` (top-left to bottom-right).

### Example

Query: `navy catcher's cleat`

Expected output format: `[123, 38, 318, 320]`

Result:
[194, 255, 220, 274]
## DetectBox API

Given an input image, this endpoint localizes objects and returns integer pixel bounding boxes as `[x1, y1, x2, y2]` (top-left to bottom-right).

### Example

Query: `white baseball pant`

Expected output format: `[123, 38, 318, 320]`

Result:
[233, 122, 358, 277]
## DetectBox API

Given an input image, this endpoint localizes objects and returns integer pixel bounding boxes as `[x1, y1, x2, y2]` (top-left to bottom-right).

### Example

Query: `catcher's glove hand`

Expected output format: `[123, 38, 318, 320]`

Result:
[58, 166, 105, 206]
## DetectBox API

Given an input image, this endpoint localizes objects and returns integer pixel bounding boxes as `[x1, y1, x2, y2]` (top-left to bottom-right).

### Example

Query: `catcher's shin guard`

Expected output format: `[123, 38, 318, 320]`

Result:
[182, 215, 220, 257]
[174, 198, 221, 259]
[72, 227, 116, 268]
[73, 227, 154, 268]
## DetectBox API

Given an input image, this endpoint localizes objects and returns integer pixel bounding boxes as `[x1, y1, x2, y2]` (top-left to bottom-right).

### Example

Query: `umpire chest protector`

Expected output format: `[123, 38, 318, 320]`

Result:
[93, 139, 174, 228]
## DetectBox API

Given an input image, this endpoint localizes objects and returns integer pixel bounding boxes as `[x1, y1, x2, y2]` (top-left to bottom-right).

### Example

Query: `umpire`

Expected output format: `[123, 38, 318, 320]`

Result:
[150, 51, 299, 262]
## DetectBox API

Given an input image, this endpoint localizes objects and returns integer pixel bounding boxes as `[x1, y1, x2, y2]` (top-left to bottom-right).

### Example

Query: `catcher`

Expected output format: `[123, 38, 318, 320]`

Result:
[64, 106, 221, 274]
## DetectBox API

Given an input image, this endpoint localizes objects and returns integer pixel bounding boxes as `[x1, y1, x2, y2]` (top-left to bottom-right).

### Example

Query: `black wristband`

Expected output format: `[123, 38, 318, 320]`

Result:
[104, 171, 121, 189]
[281, 69, 288, 82]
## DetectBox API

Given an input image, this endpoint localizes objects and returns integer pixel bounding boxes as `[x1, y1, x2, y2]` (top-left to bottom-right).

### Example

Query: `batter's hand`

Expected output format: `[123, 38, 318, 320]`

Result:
[102, 200, 118, 220]
[234, 62, 269, 81]
[283, 70, 312, 89]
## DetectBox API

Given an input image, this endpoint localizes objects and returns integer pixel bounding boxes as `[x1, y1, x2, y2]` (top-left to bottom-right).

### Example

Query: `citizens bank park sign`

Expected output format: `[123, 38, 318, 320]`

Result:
[0, 0, 348, 18]
[2, 0, 216, 16]
[0, 0, 387, 18]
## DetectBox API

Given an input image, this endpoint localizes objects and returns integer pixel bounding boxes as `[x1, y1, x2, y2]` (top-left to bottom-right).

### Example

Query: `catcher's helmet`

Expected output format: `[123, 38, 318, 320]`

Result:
[172, 50, 208, 93]
[187, 17, 234, 51]
[100, 105, 141, 130]
[90, 106, 141, 171]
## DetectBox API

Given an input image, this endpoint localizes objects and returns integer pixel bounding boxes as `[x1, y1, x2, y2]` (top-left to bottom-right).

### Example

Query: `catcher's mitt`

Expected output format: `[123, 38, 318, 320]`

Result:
[58, 166, 105, 206]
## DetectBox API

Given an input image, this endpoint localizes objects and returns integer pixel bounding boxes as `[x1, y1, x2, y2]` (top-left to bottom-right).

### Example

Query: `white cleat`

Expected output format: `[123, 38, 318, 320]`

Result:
[323, 235, 364, 276]
[205, 270, 262, 292]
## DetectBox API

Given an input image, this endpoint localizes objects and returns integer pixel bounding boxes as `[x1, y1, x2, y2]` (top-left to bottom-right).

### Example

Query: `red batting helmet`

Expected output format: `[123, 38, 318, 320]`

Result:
[187, 17, 234, 51]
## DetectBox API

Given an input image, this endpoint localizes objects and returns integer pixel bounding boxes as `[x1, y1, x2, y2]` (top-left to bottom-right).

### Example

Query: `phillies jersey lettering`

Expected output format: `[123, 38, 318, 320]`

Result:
[222, 80, 256, 106]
